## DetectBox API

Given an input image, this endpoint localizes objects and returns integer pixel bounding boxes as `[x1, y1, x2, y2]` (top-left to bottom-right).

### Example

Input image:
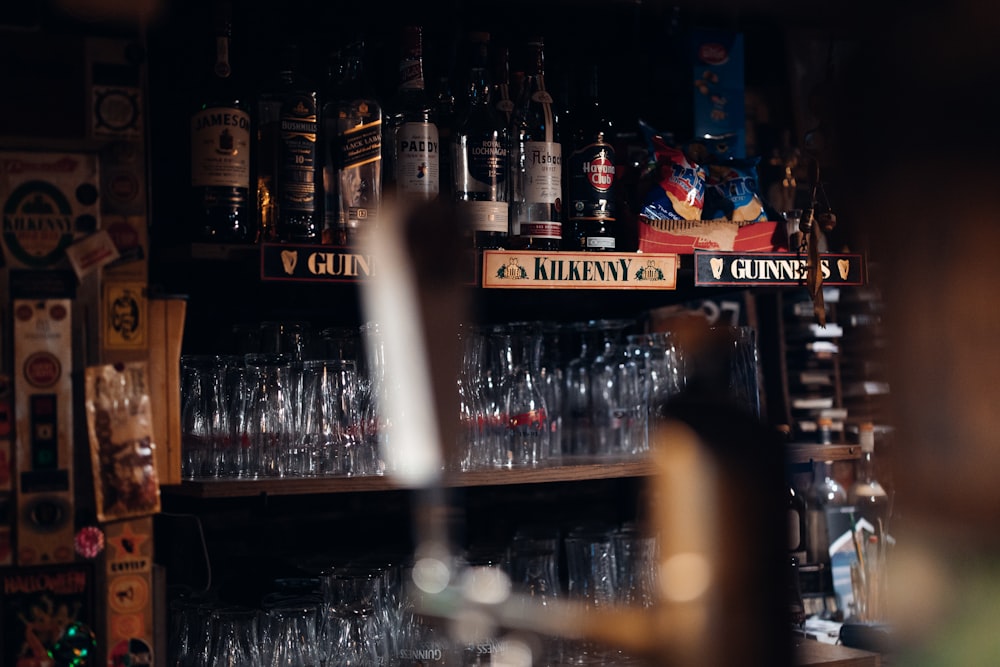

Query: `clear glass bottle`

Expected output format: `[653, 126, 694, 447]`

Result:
[511, 37, 563, 251]
[452, 31, 510, 250]
[256, 43, 320, 243]
[388, 25, 440, 206]
[565, 63, 617, 251]
[322, 39, 382, 247]
[189, 0, 253, 243]
[805, 458, 848, 566]
[850, 422, 890, 533]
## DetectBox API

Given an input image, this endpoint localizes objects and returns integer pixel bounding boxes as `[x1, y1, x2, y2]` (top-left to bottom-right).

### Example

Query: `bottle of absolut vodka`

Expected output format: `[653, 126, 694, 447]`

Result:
[452, 32, 510, 250]
[511, 37, 562, 251]
[190, 0, 253, 243]
[255, 43, 320, 242]
[388, 26, 440, 206]
[322, 39, 381, 247]
[565, 63, 617, 251]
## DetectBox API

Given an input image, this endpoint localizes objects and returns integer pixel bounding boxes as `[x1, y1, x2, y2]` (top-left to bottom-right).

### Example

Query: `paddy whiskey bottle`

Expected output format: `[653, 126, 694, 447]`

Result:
[388, 26, 440, 206]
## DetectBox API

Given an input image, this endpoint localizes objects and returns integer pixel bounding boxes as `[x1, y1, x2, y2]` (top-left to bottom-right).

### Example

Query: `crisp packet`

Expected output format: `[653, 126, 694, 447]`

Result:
[703, 157, 769, 222]
[85, 362, 161, 522]
[640, 136, 708, 221]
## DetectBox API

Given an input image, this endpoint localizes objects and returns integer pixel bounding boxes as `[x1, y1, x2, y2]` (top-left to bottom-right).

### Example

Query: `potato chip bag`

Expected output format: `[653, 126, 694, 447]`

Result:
[640, 136, 708, 221]
[703, 156, 769, 222]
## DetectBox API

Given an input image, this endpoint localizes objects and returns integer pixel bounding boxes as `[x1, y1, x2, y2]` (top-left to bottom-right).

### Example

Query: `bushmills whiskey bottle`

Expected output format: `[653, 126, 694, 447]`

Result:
[389, 25, 440, 206]
[566, 63, 617, 251]
[190, 0, 253, 243]
[256, 43, 320, 242]
[511, 37, 562, 251]
[452, 31, 510, 250]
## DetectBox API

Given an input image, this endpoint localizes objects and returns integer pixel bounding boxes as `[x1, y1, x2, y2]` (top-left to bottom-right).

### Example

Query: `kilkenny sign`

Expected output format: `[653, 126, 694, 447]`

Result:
[482, 251, 679, 290]
[694, 251, 865, 286]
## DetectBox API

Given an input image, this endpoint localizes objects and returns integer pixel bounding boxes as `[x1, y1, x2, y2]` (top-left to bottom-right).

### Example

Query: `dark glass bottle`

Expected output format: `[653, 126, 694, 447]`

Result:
[565, 63, 617, 251]
[511, 37, 562, 251]
[256, 44, 320, 243]
[492, 43, 515, 127]
[434, 75, 457, 201]
[388, 25, 440, 206]
[452, 32, 510, 250]
[322, 39, 382, 247]
[189, 0, 253, 243]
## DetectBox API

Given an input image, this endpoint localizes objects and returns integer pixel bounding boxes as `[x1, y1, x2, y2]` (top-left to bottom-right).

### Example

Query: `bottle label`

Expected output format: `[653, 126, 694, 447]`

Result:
[453, 133, 508, 198]
[395, 121, 440, 198]
[522, 141, 561, 204]
[569, 142, 615, 221]
[278, 93, 318, 214]
[337, 118, 382, 226]
[458, 199, 508, 233]
[190, 106, 251, 189]
[586, 235, 615, 250]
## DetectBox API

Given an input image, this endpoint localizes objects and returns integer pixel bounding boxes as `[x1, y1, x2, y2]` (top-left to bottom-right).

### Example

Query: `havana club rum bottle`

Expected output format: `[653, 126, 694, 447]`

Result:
[511, 37, 562, 251]
[189, 0, 253, 243]
[565, 64, 618, 251]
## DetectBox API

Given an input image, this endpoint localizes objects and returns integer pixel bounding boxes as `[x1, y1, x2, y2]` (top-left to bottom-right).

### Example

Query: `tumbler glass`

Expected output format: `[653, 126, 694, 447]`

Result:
[300, 359, 358, 477]
[180, 355, 223, 479]
[503, 322, 550, 468]
[244, 353, 294, 478]
[208, 606, 262, 667]
[260, 598, 323, 667]
[589, 319, 643, 457]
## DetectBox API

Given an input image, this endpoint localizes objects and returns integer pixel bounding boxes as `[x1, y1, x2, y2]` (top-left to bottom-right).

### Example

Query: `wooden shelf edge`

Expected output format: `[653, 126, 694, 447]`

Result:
[786, 443, 860, 465]
[161, 456, 656, 499]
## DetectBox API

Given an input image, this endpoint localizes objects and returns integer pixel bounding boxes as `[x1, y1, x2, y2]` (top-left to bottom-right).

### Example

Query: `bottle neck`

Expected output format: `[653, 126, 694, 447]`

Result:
[213, 33, 232, 79]
[398, 27, 426, 92]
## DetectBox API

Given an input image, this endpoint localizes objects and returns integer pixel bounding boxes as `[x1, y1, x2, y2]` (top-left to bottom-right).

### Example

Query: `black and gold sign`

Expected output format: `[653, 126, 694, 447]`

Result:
[694, 251, 865, 286]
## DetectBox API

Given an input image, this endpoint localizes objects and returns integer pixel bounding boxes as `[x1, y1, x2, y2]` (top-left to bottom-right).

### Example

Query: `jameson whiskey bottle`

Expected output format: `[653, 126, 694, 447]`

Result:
[190, 0, 253, 243]
[452, 32, 510, 250]
[256, 44, 320, 242]
[389, 26, 440, 205]
[511, 38, 562, 251]
[566, 64, 617, 251]
[323, 39, 382, 247]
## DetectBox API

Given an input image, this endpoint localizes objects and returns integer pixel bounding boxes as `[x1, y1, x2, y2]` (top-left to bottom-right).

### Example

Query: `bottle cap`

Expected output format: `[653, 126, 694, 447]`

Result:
[859, 422, 875, 453]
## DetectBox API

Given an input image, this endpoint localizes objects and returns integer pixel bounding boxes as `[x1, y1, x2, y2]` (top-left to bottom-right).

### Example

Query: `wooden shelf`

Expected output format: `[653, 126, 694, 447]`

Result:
[161, 456, 656, 499]
[786, 443, 861, 465]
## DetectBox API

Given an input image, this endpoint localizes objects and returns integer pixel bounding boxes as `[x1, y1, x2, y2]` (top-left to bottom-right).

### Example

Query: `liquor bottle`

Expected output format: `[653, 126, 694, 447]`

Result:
[388, 25, 440, 206]
[189, 0, 253, 243]
[492, 43, 514, 127]
[510, 37, 562, 251]
[565, 63, 617, 251]
[805, 458, 849, 566]
[849, 422, 890, 533]
[452, 31, 510, 250]
[434, 75, 457, 201]
[322, 39, 382, 247]
[256, 43, 320, 243]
